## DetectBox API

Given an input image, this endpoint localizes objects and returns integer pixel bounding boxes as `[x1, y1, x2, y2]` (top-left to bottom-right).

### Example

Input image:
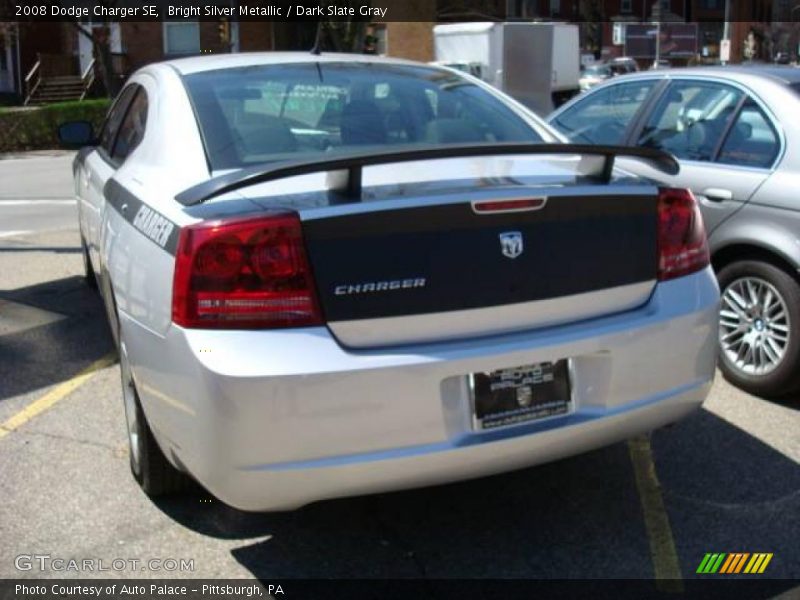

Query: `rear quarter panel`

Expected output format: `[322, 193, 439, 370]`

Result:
[102, 67, 208, 336]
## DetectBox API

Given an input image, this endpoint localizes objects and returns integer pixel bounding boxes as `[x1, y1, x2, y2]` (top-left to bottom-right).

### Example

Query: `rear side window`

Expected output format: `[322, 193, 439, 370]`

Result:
[717, 99, 779, 168]
[637, 81, 743, 162]
[551, 81, 655, 144]
[99, 85, 138, 157]
[184, 62, 544, 170]
[112, 88, 149, 162]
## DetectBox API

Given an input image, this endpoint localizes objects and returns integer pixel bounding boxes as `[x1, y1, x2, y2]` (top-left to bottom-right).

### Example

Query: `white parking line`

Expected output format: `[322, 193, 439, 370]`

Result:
[0, 231, 33, 239]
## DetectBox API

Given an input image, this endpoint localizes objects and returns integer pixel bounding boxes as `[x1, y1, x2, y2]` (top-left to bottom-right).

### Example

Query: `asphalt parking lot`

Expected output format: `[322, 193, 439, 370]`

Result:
[0, 154, 798, 589]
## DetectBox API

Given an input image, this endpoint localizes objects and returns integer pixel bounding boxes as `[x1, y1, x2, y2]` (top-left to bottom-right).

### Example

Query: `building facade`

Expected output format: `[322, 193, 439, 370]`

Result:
[2, 19, 439, 103]
[2, 0, 796, 104]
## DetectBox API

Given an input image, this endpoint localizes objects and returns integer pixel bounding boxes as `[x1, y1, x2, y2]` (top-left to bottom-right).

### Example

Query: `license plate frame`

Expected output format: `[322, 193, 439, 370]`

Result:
[469, 360, 572, 431]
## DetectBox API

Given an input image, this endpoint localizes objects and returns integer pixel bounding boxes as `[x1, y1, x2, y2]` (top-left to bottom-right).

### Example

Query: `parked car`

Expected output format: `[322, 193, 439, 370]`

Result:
[773, 52, 791, 65]
[580, 63, 613, 91]
[548, 66, 800, 397]
[58, 53, 718, 511]
[609, 57, 639, 75]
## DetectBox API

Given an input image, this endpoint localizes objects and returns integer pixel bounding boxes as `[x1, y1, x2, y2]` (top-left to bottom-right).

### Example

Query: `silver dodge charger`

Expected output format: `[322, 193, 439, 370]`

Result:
[58, 53, 719, 511]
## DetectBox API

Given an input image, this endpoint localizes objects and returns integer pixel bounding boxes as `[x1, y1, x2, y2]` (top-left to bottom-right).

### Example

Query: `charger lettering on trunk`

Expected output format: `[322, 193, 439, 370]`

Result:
[132, 205, 175, 248]
[334, 278, 426, 296]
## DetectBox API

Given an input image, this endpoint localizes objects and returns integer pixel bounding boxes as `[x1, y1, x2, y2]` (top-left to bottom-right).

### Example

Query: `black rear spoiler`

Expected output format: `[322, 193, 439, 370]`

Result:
[176, 143, 679, 207]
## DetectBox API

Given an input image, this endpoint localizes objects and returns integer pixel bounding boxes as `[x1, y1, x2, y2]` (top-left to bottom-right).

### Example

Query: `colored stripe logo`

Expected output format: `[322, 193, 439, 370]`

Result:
[696, 553, 773, 574]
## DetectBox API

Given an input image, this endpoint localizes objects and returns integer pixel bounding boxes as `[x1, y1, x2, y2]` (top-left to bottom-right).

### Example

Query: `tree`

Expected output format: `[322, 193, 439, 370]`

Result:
[313, 0, 372, 53]
[577, 0, 605, 58]
[56, 0, 120, 97]
[0, 21, 18, 41]
[73, 22, 119, 96]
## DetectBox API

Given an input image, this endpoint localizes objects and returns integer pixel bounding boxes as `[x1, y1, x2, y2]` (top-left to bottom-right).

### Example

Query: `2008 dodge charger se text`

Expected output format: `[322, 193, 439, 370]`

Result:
[57, 53, 719, 511]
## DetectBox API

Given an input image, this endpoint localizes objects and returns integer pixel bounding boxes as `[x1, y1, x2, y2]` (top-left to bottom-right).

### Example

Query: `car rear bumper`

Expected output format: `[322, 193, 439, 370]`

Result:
[122, 268, 719, 511]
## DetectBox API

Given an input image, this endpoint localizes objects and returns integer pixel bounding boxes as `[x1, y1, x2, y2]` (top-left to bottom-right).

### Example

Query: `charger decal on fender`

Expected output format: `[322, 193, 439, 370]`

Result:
[132, 205, 174, 249]
[104, 178, 179, 255]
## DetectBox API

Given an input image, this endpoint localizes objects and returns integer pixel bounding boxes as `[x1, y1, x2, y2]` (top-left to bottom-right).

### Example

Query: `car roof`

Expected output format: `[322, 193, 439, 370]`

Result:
[162, 51, 426, 75]
[618, 64, 800, 85]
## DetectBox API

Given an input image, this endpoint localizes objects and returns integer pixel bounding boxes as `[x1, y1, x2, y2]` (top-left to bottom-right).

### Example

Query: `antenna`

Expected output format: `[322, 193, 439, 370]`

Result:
[310, 21, 322, 55]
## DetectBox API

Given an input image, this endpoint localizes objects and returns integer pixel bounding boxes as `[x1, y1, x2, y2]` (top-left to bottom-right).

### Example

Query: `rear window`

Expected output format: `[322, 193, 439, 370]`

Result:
[183, 62, 544, 170]
[584, 65, 611, 76]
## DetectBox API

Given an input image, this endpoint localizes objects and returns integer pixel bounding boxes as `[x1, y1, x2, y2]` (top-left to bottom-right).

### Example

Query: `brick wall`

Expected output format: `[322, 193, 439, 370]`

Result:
[112, 20, 430, 77]
[119, 23, 164, 71]
[239, 22, 274, 51]
[383, 22, 435, 62]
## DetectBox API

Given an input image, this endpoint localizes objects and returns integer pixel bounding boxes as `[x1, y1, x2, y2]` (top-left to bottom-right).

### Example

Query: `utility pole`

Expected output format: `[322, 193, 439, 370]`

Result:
[722, 0, 731, 65]
[653, 21, 661, 69]
[650, 1, 661, 70]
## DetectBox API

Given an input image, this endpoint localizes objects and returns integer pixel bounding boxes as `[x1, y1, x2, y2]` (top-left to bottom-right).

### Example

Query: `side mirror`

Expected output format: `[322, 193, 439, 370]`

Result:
[57, 121, 96, 149]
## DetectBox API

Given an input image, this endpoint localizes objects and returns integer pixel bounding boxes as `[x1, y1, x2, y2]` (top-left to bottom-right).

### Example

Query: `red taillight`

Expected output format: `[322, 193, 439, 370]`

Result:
[172, 212, 323, 329]
[657, 187, 710, 281]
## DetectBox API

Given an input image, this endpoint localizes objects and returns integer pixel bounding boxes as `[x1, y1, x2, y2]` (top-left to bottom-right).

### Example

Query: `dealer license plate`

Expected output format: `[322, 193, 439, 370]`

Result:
[470, 360, 571, 430]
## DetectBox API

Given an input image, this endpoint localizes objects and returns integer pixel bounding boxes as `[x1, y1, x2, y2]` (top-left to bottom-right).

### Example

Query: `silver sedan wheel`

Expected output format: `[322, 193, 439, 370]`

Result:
[120, 343, 141, 475]
[719, 277, 791, 376]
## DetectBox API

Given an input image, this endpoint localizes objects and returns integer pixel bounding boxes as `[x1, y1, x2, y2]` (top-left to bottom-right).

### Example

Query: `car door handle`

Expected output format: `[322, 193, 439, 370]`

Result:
[702, 188, 733, 202]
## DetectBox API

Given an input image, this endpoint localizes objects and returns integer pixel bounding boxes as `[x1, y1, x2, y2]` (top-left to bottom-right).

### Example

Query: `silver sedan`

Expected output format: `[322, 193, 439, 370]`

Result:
[59, 53, 718, 511]
[549, 66, 800, 398]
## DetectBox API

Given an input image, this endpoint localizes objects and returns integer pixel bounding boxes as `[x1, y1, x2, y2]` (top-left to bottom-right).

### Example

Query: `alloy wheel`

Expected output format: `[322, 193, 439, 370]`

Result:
[719, 277, 791, 376]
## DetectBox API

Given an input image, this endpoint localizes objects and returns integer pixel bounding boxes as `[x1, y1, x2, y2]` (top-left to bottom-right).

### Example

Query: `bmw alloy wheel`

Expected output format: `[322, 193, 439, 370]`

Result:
[719, 276, 790, 376]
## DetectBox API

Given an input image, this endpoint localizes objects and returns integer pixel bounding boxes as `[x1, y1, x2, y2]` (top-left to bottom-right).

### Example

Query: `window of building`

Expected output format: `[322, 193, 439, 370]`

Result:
[163, 22, 200, 55]
[621, 0, 632, 13]
[549, 0, 561, 15]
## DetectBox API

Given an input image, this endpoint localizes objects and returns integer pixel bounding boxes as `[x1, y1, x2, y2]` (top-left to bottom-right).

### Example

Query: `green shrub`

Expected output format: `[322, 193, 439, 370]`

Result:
[0, 99, 111, 153]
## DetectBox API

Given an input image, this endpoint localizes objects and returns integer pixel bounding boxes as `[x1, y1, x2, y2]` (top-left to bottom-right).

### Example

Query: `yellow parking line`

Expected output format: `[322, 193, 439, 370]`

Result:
[628, 435, 683, 592]
[0, 352, 117, 440]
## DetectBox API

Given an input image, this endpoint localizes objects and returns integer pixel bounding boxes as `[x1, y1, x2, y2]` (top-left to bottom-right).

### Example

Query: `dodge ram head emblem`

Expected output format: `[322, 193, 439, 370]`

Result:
[499, 231, 523, 259]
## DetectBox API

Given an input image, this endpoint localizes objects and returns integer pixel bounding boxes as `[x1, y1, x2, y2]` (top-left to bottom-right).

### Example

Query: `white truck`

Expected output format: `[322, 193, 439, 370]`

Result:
[433, 22, 581, 116]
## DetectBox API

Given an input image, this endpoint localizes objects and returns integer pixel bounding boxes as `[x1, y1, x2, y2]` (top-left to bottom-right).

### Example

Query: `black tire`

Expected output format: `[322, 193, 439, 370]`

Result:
[81, 236, 98, 290]
[717, 260, 800, 397]
[120, 341, 190, 496]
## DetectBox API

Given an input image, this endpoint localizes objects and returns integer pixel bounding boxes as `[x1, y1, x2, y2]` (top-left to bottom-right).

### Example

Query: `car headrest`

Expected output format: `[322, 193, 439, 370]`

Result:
[340, 100, 387, 146]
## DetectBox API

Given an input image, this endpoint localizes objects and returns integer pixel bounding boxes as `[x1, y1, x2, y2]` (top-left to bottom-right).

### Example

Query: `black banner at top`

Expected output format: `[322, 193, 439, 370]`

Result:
[4, 0, 432, 22]
[0, 0, 784, 22]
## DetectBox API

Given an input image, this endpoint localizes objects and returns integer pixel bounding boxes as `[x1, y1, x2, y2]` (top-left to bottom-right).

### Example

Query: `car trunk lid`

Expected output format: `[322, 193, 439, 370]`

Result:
[299, 185, 658, 347]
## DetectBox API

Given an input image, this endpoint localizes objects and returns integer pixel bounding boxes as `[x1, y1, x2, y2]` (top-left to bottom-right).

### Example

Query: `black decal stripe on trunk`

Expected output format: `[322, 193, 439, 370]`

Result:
[104, 179, 180, 256]
[303, 195, 658, 322]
